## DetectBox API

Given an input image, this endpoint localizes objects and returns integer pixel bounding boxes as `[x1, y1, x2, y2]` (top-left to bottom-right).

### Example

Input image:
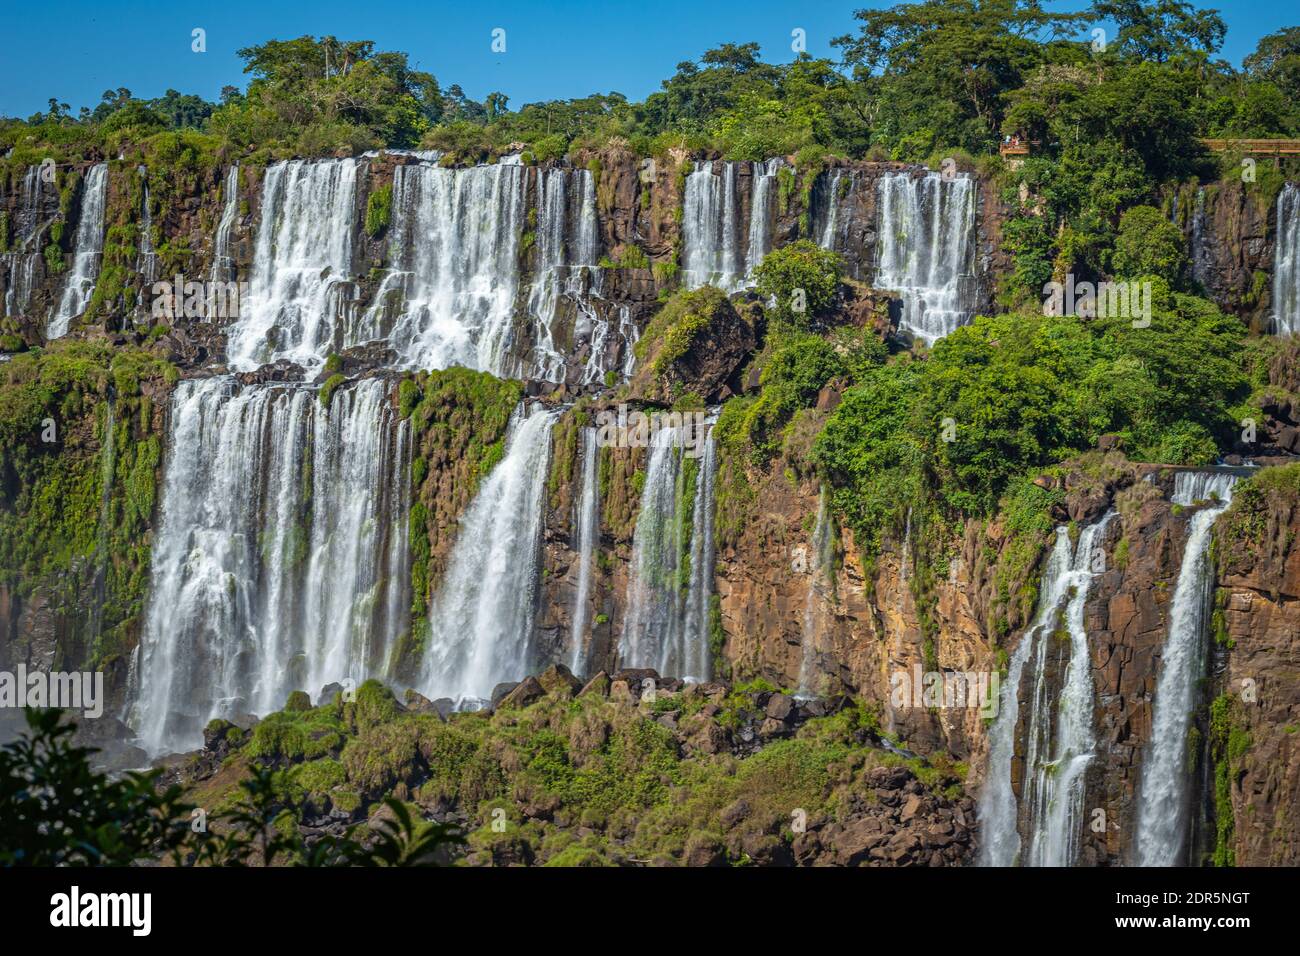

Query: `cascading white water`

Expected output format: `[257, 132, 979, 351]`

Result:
[2, 254, 38, 319]
[568, 426, 600, 676]
[619, 306, 640, 377]
[817, 169, 843, 251]
[225, 158, 361, 371]
[131, 376, 409, 755]
[620, 422, 717, 680]
[420, 405, 557, 703]
[3, 166, 48, 318]
[979, 512, 1115, 866]
[360, 159, 527, 374]
[137, 170, 158, 283]
[1134, 471, 1238, 866]
[1273, 182, 1299, 336]
[682, 426, 717, 681]
[48, 162, 109, 338]
[875, 170, 977, 344]
[210, 165, 240, 284]
[524, 167, 601, 381]
[683, 159, 782, 291]
[744, 159, 780, 275]
[798, 489, 834, 696]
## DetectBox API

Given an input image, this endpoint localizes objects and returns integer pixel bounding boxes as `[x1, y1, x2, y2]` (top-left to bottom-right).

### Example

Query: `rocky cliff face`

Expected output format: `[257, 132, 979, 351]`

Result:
[1214, 468, 1300, 865]
[4, 144, 1299, 864]
[1172, 176, 1282, 329]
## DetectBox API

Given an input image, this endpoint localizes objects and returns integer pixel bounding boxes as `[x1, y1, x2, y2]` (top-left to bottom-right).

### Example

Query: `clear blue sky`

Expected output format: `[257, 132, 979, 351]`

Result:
[2, 0, 1296, 118]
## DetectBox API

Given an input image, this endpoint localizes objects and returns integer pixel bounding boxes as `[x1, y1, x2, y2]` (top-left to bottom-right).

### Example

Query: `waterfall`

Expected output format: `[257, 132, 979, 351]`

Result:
[683, 160, 782, 291]
[1274, 182, 1299, 336]
[1190, 187, 1211, 290]
[620, 422, 717, 680]
[682, 426, 717, 681]
[360, 159, 527, 375]
[524, 168, 601, 382]
[137, 169, 158, 283]
[620, 306, 640, 377]
[420, 405, 557, 703]
[874, 170, 977, 344]
[744, 159, 779, 275]
[210, 165, 240, 284]
[979, 512, 1115, 866]
[1134, 471, 1238, 866]
[817, 168, 861, 256]
[568, 426, 600, 676]
[3, 166, 47, 318]
[798, 489, 834, 696]
[225, 158, 362, 371]
[3, 253, 38, 319]
[131, 376, 409, 754]
[48, 162, 109, 338]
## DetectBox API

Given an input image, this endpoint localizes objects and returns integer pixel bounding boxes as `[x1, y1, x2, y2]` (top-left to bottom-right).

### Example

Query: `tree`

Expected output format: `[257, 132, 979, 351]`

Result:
[753, 240, 845, 333]
[834, 0, 1089, 151]
[1093, 0, 1226, 64]
[1244, 27, 1300, 102]
[1111, 205, 1186, 284]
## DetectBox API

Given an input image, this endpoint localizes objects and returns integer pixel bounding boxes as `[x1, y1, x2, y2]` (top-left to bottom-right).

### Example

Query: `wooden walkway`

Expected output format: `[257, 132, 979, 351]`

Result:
[1200, 139, 1300, 155]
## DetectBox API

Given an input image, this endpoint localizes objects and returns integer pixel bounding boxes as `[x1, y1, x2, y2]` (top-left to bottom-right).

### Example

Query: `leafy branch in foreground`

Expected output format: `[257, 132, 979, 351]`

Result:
[0, 708, 463, 867]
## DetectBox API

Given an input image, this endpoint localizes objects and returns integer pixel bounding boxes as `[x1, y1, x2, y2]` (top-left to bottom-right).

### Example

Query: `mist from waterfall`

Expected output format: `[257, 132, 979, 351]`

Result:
[620, 423, 717, 681]
[875, 170, 977, 344]
[48, 162, 109, 338]
[1274, 182, 1299, 336]
[979, 512, 1115, 866]
[420, 405, 557, 704]
[131, 376, 410, 755]
[1134, 471, 1238, 866]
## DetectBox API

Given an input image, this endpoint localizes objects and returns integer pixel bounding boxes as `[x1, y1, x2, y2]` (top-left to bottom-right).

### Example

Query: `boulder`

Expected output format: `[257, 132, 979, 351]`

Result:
[608, 679, 633, 705]
[578, 671, 610, 698]
[490, 682, 521, 709]
[403, 688, 444, 718]
[538, 663, 582, 698]
[498, 676, 545, 711]
[764, 693, 795, 721]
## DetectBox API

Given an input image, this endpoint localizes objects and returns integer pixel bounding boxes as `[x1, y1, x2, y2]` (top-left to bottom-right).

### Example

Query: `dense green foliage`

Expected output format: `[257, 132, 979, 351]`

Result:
[752, 240, 845, 334]
[813, 293, 1247, 552]
[7, 2, 1296, 172]
[156, 680, 960, 866]
[0, 342, 175, 666]
[0, 708, 462, 866]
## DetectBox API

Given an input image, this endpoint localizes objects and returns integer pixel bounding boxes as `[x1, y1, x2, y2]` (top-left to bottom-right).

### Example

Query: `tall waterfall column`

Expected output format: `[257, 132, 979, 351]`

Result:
[1135, 472, 1238, 866]
[979, 512, 1116, 866]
